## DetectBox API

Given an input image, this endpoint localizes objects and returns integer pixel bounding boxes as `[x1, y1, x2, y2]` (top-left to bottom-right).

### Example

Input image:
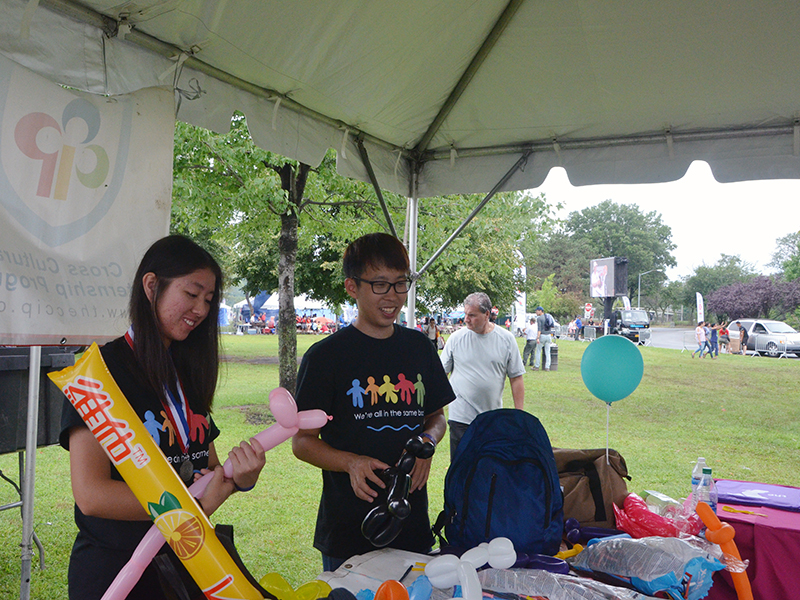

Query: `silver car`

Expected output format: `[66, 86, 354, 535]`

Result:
[730, 319, 800, 357]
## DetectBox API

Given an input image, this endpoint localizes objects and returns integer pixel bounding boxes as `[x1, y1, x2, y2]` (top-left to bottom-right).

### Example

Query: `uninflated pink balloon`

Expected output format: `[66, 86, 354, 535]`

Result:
[101, 388, 330, 600]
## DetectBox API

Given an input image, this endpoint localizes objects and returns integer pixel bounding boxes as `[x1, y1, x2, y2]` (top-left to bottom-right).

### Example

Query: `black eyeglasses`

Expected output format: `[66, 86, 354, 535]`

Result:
[353, 277, 412, 294]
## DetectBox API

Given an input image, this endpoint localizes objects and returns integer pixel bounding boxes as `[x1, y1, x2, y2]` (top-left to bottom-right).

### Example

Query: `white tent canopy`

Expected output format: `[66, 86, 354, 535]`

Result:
[3, 0, 800, 200]
[4, 4, 800, 595]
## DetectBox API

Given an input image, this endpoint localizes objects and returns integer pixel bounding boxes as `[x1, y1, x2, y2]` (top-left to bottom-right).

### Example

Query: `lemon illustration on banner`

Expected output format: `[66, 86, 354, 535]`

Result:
[150, 492, 206, 561]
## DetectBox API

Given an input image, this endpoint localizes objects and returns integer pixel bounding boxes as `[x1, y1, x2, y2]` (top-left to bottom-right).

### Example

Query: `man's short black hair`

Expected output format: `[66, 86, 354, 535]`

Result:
[343, 233, 409, 279]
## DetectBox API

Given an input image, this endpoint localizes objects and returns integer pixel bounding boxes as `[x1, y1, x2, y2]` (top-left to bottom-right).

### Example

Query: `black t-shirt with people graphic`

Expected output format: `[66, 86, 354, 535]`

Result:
[295, 323, 454, 559]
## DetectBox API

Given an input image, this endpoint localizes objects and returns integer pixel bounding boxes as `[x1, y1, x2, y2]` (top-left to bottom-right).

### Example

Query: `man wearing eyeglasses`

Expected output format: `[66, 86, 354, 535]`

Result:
[441, 292, 526, 459]
[293, 233, 455, 572]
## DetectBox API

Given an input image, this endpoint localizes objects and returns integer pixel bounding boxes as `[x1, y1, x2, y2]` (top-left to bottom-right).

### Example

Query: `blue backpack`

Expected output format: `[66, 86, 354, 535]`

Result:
[434, 409, 564, 555]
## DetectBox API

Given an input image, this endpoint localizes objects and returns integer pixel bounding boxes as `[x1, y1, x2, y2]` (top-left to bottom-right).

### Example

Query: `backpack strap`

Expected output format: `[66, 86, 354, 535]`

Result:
[563, 460, 606, 523]
[431, 509, 451, 548]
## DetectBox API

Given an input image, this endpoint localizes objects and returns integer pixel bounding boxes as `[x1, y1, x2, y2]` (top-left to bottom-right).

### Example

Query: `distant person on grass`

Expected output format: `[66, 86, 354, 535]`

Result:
[702, 322, 715, 359]
[709, 323, 720, 357]
[692, 321, 708, 358]
[522, 317, 538, 367]
[736, 320, 749, 354]
[718, 322, 730, 353]
[292, 233, 455, 572]
[534, 306, 555, 370]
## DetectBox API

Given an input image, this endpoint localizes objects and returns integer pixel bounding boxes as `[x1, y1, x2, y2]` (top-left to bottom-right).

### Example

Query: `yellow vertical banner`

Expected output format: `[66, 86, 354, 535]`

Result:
[49, 344, 263, 599]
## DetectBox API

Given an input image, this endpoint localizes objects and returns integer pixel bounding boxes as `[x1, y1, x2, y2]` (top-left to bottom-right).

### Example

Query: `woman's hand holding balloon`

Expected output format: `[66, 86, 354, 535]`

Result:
[228, 436, 266, 492]
[193, 466, 234, 515]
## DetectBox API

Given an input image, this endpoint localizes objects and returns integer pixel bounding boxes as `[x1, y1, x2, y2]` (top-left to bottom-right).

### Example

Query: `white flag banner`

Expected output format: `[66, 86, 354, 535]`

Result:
[696, 292, 705, 323]
[0, 54, 173, 345]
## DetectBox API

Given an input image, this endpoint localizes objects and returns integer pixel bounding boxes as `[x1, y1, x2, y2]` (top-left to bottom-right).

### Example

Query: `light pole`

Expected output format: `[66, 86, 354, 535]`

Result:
[637, 269, 663, 309]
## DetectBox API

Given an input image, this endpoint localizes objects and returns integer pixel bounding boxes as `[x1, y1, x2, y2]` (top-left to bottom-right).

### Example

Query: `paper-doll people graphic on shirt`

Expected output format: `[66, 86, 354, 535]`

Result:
[415, 374, 426, 407]
[395, 373, 416, 405]
[365, 376, 380, 405]
[143, 410, 161, 444]
[188, 407, 209, 444]
[347, 379, 367, 408]
[379, 375, 398, 403]
[160, 410, 176, 446]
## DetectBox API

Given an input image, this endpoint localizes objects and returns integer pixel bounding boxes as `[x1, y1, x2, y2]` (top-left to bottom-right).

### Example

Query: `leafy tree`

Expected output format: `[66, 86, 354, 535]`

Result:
[682, 254, 757, 310]
[768, 231, 800, 274]
[526, 275, 582, 322]
[415, 192, 553, 312]
[652, 279, 684, 321]
[707, 276, 800, 321]
[172, 115, 400, 391]
[781, 238, 800, 282]
[564, 200, 676, 298]
[171, 115, 557, 389]
[524, 230, 595, 297]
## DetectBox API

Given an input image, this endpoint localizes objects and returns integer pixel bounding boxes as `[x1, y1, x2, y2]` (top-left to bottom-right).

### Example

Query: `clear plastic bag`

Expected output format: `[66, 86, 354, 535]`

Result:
[677, 533, 749, 573]
[567, 535, 725, 600]
[477, 568, 659, 600]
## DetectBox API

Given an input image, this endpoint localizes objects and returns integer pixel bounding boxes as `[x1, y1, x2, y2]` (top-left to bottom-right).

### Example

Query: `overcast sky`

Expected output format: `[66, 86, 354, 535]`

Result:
[532, 161, 800, 281]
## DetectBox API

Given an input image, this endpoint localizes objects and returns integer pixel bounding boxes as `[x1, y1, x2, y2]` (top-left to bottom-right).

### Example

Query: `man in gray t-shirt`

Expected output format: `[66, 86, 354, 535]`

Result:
[441, 292, 526, 458]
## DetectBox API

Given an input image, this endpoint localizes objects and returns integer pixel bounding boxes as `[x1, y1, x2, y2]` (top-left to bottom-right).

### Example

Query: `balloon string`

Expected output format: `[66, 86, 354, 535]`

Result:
[606, 403, 610, 465]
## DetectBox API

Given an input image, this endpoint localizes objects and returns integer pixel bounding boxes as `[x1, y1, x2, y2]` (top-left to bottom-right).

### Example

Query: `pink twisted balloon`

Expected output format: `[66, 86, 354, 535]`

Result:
[101, 387, 329, 600]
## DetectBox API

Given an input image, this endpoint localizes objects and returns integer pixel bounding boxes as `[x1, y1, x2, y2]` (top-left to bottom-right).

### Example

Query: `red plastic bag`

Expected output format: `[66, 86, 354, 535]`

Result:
[614, 493, 703, 538]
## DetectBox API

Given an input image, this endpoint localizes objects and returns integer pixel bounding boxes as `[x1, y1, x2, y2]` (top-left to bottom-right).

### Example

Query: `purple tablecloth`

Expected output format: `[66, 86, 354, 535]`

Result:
[706, 489, 800, 600]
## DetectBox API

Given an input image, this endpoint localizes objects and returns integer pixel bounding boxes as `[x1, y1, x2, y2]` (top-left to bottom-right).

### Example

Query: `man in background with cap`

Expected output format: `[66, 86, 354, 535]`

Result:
[534, 306, 554, 371]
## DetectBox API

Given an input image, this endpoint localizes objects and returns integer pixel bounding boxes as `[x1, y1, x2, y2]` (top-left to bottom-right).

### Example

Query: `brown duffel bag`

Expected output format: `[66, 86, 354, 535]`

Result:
[553, 448, 631, 529]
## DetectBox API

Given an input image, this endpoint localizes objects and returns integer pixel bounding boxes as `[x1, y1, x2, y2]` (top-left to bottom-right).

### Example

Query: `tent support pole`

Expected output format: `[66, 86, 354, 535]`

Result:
[417, 150, 531, 278]
[407, 167, 420, 328]
[414, 0, 525, 153]
[356, 138, 398, 238]
[19, 346, 41, 600]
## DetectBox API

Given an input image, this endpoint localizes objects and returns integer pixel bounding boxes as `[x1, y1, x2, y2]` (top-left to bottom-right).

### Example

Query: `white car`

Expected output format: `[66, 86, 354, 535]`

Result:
[728, 319, 800, 357]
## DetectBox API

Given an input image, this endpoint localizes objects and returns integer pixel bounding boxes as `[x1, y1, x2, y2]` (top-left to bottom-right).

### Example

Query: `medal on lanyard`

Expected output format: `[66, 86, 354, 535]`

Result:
[125, 327, 194, 482]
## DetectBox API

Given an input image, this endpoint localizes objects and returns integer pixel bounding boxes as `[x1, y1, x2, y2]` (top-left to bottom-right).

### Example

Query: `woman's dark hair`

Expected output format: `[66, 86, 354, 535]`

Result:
[129, 235, 223, 414]
[343, 233, 409, 279]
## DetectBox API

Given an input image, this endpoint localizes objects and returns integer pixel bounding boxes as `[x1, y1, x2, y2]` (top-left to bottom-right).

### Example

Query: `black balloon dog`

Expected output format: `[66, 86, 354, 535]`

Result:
[361, 435, 436, 547]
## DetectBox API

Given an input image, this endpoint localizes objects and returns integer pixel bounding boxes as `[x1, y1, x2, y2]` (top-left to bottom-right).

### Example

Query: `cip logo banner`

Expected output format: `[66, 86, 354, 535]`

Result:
[0, 54, 173, 345]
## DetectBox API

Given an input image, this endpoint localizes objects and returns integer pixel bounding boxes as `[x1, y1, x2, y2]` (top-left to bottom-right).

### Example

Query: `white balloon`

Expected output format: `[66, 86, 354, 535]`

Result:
[457, 561, 482, 600]
[487, 537, 516, 569]
[460, 546, 489, 569]
[424, 554, 460, 589]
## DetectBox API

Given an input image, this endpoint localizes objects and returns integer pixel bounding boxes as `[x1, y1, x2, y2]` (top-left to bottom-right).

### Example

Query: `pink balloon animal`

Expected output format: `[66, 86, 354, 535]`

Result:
[102, 387, 329, 600]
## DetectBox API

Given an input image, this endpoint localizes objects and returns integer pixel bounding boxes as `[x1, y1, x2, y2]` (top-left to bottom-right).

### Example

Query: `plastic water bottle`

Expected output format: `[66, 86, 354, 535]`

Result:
[691, 457, 707, 495]
[695, 467, 718, 517]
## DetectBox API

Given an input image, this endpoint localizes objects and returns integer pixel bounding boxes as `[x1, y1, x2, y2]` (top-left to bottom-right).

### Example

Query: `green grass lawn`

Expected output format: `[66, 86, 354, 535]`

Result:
[1, 332, 798, 598]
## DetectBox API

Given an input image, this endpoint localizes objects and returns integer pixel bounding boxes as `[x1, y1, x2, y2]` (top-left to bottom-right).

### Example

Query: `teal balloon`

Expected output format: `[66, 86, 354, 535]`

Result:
[581, 335, 644, 403]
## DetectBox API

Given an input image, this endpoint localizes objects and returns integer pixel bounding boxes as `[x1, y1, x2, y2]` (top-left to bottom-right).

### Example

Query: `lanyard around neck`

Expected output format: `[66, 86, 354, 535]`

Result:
[125, 327, 192, 453]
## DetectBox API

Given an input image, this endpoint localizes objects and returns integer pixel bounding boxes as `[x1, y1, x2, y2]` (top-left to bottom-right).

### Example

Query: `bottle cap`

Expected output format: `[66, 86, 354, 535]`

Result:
[702, 467, 712, 474]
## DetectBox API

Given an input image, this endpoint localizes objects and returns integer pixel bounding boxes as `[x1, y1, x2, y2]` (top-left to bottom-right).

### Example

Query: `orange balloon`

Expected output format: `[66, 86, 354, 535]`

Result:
[695, 502, 753, 600]
[375, 580, 409, 600]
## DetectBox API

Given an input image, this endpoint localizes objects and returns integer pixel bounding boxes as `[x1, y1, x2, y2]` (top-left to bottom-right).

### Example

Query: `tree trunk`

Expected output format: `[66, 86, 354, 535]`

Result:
[276, 163, 310, 393]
